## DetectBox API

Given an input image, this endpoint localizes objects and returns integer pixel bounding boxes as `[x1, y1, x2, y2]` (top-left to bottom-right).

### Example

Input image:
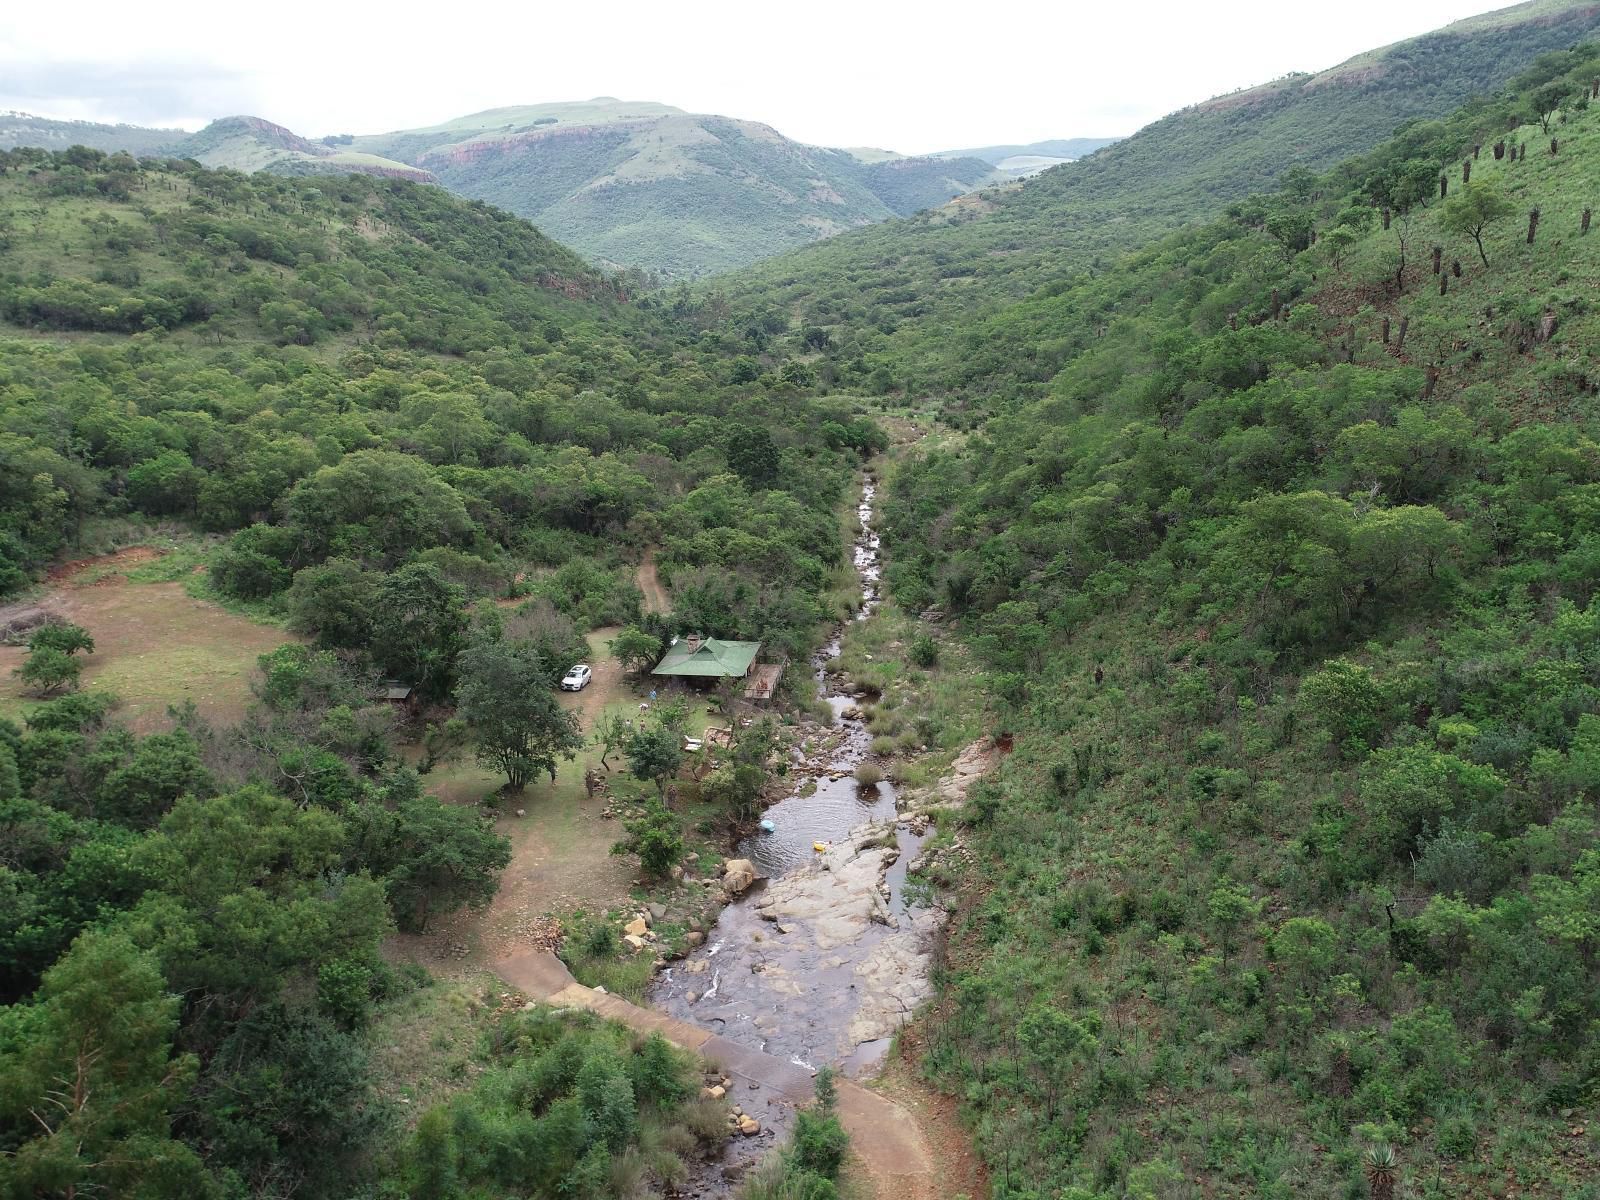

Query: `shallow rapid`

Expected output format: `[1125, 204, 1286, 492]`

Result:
[648, 477, 935, 1077]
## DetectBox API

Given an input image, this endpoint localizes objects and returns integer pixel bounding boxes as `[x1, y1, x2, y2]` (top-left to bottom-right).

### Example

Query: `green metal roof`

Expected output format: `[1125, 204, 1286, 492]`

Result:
[651, 637, 761, 678]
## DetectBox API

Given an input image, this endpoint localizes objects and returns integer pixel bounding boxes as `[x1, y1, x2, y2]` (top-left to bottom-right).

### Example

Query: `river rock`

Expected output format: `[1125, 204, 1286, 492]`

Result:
[685, 931, 704, 947]
[702, 1084, 726, 1100]
[622, 933, 646, 951]
[722, 858, 758, 896]
[685, 959, 709, 974]
[739, 1115, 761, 1136]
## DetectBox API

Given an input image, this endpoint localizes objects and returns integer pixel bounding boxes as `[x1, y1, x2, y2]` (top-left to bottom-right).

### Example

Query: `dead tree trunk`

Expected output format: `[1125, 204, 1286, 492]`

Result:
[1382, 316, 1392, 344]
[1528, 208, 1541, 245]
[1440, 274, 1449, 296]
[1452, 260, 1462, 278]
[1463, 159, 1472, 184]
[1432, 245, 1442, 274]
[1473, 144, 1481, 160]
[1382, 207, 1392, 230]
[1423, 366, 1440, 401]
[1584, 208, 1592, 236]
[1270, 288, 1281, 320]
[1440, 173, 1448, 199]
[1397, 316, 1410, 351]
[1551, 138, 1559, 156]
[1493, 140, 1505, 160]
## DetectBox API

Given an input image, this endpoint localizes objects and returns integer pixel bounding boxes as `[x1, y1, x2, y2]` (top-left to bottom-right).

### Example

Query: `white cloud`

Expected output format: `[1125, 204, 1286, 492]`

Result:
[1, 0, 1494, 150]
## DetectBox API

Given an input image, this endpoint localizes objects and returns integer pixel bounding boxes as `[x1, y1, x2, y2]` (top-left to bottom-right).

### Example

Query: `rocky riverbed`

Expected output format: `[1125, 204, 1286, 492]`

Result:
[647, 475, 950, 1076]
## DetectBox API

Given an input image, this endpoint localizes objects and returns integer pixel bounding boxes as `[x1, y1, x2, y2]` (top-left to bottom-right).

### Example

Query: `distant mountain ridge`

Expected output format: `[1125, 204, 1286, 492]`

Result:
[4, 98, 1059, 278]
[0, 111, 185, 156]
[932, 136, 1122, 167]
[348, 100, 1001, 278]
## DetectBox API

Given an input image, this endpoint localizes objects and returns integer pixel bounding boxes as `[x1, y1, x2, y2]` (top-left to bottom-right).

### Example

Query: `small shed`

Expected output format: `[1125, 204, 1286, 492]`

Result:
[375, 682, 418, 715]
[651, 635, 762, 683]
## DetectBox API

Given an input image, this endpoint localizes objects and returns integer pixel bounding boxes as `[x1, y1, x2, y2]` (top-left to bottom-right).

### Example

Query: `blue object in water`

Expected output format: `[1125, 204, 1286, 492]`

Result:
[759, 819, 777, 833]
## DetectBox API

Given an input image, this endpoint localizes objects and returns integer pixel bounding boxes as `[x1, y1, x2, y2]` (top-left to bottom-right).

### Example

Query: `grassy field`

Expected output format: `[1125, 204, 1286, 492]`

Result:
[0, 549, 292, 733]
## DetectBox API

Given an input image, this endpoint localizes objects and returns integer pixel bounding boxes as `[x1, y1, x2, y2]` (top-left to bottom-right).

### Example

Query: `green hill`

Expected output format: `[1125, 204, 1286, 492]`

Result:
[352, 100, 998, 279]
[713, 0, 1600, 400]
[837, 40, 1600, 1199]
[177, 115, 433, 181]
[0, 110, 186, 156]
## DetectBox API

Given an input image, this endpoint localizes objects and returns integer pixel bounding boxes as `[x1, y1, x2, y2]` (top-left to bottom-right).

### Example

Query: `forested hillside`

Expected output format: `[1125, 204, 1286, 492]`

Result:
[713, 0, 1600, 406]
[857, 44, 1600, 1198]
[0, 148, 883, 1197]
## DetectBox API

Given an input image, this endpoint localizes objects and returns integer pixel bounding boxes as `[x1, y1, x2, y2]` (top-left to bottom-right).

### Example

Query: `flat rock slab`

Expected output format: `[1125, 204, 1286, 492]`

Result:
[491, 950, 932, 1197]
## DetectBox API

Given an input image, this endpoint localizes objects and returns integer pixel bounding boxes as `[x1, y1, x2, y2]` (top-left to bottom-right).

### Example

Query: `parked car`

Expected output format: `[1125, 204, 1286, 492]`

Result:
[560, 664, 592, 691]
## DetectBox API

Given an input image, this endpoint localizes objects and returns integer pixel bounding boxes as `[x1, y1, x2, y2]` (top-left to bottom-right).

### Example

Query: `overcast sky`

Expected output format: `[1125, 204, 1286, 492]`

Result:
[2, 0, 1511, 152]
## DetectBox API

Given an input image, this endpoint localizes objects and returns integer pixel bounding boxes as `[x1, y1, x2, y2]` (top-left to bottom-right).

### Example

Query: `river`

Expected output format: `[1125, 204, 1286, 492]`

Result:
[648, 475, 938, 1078]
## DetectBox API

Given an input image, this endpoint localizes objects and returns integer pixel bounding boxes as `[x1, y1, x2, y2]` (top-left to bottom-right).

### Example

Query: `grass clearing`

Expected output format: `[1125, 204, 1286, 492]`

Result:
[0, 555, 293, 733]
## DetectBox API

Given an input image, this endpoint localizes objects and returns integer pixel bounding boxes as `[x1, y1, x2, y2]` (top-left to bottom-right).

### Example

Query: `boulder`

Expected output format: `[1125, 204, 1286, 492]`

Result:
[623, 916, 648, 937]
[649, 903, 666, 922]
[702, 1084, 726, 1100]
[738, 1116, 761, 1136]
[685, 931, 705, 948]
[722, 858, 758, 896]
[622, 933, 647, 951]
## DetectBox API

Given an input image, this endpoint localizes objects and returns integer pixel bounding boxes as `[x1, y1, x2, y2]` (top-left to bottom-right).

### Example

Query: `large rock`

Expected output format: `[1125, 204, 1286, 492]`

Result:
[623, 916, 648, 937]
[722, 858, 759, 896]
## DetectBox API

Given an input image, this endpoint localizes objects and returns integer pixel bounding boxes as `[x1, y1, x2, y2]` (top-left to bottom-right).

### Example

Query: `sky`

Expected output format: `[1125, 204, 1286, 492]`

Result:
[1, 0, 1517, 152]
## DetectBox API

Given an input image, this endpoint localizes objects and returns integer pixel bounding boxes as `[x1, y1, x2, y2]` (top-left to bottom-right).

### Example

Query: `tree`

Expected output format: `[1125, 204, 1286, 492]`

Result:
[1440, 181, 1516, 267]
[27, 622, 94, 657]
[455, 639, 583, 791]
[727, 425, 780, 489]
[371, 563, 467, 701]
[0, 931, 212, 1198]
[128, 787, 391, 1007]
[1531, 83, 1567, 134]
[286, 557, 378, 649]
[592, 709, 632, 772]
[626, 723, 683, 798]
[611, 803, 683, 879]
[14, 645, 80, 696]
[1207, 881, 1265, 967]
[608, 625, 663, 676]
[357, 790, 511, 932]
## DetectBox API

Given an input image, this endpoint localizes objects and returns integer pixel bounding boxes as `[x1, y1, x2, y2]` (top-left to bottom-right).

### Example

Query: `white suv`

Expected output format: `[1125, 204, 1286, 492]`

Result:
[560, 664, 592, 691]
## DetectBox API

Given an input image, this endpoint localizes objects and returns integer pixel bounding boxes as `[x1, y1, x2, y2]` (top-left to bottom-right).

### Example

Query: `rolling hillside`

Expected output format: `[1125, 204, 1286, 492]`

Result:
[351, 99, 998, 278]
[0, 111, 186, 156]
[849, 41, 1600, 1198]
[177, 115, 433, 181]
[715, 0, 1600, 398]
[2, 99, 1003, 279]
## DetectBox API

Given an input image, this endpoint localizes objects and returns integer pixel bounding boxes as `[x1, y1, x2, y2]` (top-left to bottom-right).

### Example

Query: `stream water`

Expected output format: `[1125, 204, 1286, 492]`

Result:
[648, 477, 935, 1077]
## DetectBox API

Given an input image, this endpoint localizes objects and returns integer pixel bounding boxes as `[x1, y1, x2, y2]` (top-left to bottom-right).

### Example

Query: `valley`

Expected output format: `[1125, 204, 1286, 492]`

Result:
[4, 2, 1600, 1198]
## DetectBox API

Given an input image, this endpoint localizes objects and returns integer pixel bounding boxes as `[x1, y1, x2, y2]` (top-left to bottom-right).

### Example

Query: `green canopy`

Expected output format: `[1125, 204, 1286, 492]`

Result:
[651, 637, 761, 678]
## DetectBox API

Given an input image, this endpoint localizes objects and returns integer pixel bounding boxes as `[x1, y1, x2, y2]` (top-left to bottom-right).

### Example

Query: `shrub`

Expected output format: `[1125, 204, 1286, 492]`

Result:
[15, 646, 80, 696]
[909, 633, 939, 668]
